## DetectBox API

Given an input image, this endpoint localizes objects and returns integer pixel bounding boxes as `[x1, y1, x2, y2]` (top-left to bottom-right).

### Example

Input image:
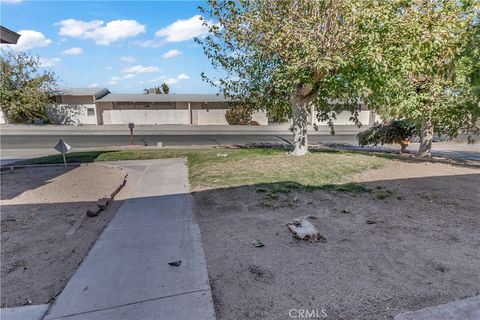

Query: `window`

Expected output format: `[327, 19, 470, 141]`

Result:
[87, 108, 95, 116]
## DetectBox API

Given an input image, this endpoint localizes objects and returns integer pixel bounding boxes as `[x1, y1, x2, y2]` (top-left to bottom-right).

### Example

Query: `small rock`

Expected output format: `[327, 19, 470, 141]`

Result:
[287, 218, 323, 241]
[168, 261, 182, 267]
[96, 198, 110, 210]
[251, 240, 265, 248]
[86, 205, 101, 217]
[293, 196, 299, 202]
[365, 220, 377, 224]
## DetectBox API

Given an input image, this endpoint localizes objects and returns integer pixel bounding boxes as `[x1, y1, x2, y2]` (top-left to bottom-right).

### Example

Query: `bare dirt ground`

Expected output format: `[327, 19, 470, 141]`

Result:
[1, 165, 126, 307]
[193, 161, 480, 320]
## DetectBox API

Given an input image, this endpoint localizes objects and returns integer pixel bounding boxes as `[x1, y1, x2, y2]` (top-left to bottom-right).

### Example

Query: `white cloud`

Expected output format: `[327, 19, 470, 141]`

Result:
[148, 76, 165, 83]
[1, 30, 52, 51]
[56, 19, 145, 45]
[122, 64, 159, 74]
[109, 73, 136, 84]
[159, 73, 190, 85]
[39, 57, 61, 67]
[177, 73, 190, 80]
[88, 83, 99, 88]
[155, 15, 209, 42]
[105, 66, 113, 70]
[135, 39, 162, 48]
[61, 47, 83, 55]
[120, 55, 136, 62]
[162, 49, 182, 59]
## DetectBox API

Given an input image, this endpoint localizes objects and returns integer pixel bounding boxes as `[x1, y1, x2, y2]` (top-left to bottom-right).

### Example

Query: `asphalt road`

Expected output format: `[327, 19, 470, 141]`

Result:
[0, 134, 358, 149]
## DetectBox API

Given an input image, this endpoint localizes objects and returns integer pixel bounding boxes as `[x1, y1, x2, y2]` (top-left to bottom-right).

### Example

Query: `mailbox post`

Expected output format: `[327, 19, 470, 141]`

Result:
[128, 123, 135, 145]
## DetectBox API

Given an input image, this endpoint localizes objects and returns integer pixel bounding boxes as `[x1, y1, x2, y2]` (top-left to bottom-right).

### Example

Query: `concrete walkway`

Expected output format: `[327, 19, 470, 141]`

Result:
[1, 304, 49, 320]
[43, 159, 215, 320]
[394, 296, 480, 320]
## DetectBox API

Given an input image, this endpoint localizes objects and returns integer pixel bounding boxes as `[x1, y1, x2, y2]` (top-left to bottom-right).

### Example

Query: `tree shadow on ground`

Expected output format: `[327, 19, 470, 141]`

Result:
[13, 151, 119, 166]
[192, 173, 480, 320]
[1, 166, 78, 200]
[0, 197, 125, 307]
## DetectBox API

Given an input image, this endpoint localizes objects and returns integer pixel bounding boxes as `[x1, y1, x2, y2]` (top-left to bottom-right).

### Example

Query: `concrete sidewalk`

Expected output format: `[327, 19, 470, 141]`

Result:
[43, 159, 216, 320]
[394, 295, 480, 320]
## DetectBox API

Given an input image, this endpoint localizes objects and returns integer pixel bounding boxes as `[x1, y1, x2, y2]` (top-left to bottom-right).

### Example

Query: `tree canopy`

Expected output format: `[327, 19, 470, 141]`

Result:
[198, 0, 479, 156]
[198, 0, 369, 155]
[356, 0, 480, 156]
[0, 51, 57, 123]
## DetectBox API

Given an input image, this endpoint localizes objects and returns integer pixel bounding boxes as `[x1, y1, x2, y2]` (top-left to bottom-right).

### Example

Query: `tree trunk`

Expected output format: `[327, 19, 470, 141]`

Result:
[1, 109, 9, 125]
[290, 95, 309, 156]
[418, 120, 433, 157]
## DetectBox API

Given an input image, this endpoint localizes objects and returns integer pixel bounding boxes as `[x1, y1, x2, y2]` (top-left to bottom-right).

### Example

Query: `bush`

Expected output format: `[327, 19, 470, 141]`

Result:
[357, 120, 416, 153]
[225, 106, 253, 125]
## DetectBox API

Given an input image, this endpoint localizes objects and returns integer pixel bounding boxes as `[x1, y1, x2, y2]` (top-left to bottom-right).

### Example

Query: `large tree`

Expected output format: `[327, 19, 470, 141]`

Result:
[197, 0, 369, 155]
[357, 0, 480, 157]
[0, 51, 57, 123]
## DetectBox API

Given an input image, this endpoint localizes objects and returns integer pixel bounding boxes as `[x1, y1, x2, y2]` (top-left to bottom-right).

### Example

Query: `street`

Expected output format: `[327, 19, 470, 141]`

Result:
[1, 126, 479, 165]
[0, 133, 359, 149]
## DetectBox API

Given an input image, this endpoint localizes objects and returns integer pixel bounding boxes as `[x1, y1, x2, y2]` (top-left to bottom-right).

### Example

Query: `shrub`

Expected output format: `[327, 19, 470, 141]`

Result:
[225, 106, 253, 125]
[357, 120, 416, 153]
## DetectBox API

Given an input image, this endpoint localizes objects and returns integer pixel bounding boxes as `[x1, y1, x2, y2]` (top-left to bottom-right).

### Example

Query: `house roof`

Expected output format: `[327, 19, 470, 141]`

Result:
[0, 26, 20, 44]
[97, 93, 230, 103]
[53, 88, 110, 99]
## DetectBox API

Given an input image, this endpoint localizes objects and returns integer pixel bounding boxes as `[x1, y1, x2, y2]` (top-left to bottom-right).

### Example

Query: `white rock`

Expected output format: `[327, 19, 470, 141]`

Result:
[287, 218, 321, 241]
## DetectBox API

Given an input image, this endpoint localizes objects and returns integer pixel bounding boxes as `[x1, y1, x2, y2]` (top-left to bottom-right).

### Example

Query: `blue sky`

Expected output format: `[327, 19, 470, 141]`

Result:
[1, 0, 223, 93]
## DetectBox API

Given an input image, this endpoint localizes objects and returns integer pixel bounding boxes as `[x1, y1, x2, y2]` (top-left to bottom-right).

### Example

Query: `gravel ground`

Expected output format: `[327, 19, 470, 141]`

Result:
[193, 161, 480, 320]
[1, 165, 126, 307]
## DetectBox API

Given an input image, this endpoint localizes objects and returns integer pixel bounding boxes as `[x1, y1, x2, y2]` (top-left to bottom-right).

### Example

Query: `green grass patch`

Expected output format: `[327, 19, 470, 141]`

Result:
[320, 182, 374, 193]
[21, 148, 389, 190]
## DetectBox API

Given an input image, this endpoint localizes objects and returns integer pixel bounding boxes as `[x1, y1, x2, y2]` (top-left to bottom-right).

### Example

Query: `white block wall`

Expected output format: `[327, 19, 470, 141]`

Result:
[195, 109, 268, 125]
[104, 109, 190, 125]
[313, 110, 373, 126]
[195, 110, 228, 125]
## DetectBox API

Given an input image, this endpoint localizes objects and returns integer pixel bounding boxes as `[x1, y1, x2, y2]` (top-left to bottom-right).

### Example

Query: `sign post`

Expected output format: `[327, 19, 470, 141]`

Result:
[128, 122, 135, 145]
[54, 139, 71, 168]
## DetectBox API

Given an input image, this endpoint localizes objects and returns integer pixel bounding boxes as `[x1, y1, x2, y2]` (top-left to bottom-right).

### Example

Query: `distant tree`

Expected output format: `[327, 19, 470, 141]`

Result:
[0, 51, 57, 123]
[357, 0, 480, 157]
[161, 82, 170, 94]
[225, 105, 253, 125]
[143, 84, 171, 94]
[197, 0, 372, 155]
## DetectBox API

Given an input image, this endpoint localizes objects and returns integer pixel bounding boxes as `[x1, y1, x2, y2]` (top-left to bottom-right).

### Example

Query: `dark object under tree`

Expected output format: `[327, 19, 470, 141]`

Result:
[357, 120, 416, 153]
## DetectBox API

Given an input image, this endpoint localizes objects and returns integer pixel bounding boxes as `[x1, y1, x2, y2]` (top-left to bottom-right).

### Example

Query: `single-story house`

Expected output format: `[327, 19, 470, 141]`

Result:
[95, 93, 268, 125]
[43, 88, 379, 126]
[49, 88, 110, 125]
